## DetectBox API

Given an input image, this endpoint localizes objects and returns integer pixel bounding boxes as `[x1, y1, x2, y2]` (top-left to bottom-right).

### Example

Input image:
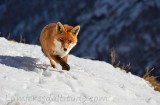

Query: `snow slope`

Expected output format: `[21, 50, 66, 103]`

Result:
[0, 37, 160, 105]
[1, 0, 160, 74]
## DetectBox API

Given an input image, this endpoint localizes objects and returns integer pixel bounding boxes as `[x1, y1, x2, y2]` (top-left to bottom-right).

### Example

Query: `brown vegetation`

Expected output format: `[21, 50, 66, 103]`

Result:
[7, 34, 26, 43]
[110, 48, 160, 92]
[143, 67, 160, 92]
[110, 48, 131, 72]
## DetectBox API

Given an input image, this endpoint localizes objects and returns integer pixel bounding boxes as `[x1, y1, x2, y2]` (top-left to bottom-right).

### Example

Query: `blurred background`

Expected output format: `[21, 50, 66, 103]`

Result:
[0, 0, 160, 78]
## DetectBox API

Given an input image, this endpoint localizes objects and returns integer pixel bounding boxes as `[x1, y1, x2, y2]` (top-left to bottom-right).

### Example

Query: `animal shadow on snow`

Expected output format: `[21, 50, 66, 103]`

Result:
[0, 55, 49, 71]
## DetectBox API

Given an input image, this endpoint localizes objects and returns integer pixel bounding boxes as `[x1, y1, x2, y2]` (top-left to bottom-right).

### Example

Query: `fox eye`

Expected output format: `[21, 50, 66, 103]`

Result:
[60, 39, 63, 42]
[69, 40, 72, 43]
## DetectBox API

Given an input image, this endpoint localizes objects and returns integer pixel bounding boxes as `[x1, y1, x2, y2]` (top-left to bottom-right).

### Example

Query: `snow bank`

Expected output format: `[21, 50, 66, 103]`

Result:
[0, 37, 160, 105]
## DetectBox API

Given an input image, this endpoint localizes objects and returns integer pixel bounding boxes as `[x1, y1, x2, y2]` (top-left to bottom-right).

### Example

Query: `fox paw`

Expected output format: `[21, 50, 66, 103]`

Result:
[51, 64, 55, 68]
[62, 64, 70, 71]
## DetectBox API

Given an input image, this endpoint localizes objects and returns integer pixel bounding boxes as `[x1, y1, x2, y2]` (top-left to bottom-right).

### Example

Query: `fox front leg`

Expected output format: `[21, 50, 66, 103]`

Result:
[55, 56, 70, 71]
[62, 63, 70, 71]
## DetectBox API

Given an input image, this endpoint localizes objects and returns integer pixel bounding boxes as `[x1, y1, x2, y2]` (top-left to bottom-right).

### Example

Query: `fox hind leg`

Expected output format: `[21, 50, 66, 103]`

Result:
[48, 54, 56, 68]
[50, 60, 56, 68]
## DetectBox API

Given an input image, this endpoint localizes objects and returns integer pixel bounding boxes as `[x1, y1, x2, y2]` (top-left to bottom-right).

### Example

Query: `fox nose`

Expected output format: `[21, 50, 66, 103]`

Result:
[64, 48, 67, 51]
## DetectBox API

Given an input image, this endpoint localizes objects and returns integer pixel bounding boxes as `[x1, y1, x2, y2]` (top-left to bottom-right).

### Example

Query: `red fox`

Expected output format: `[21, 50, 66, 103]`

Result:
[40, 22, 80, 71]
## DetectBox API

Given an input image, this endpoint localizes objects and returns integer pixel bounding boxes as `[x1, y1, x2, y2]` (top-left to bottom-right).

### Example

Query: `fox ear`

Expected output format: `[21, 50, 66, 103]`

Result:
[71, 25, 80, 36]
[56, 22, 64, 34]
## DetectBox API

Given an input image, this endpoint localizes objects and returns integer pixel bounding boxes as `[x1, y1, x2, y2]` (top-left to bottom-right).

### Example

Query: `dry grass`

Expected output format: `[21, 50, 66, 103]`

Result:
[19, 34, 26, 43]
[110, 48, 116, 66]
[7, 34, 26, 43]
[143, 67, 160, 92]
[110, 48, 131, 72]
[110, 48, 160, 92]
[7, 34, 16, 42]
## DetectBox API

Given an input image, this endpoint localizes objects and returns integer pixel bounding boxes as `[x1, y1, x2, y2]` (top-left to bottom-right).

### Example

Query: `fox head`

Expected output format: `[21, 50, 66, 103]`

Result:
[53, 22, 80, 57]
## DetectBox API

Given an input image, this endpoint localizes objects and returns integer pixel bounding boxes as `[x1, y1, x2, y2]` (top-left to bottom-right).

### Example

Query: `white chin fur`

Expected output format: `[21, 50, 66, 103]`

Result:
[53, 39, 75, 57]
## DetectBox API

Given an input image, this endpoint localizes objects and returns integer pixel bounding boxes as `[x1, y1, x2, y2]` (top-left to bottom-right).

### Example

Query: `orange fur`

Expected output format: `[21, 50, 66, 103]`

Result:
[40, 22, 80, 70]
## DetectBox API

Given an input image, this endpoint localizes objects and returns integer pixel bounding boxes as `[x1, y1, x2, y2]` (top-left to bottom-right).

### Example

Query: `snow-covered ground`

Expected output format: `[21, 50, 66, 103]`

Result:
[0, 37, 160, 105]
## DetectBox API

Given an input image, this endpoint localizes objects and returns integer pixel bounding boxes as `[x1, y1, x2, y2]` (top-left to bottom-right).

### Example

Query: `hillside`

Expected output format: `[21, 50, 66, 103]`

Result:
[0, 0, 160, 75]
[0, 37, 160, 105]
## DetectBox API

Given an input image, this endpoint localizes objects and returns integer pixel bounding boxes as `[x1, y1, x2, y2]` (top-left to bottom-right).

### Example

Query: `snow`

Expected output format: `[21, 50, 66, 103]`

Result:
[0, 37, 160, 105]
